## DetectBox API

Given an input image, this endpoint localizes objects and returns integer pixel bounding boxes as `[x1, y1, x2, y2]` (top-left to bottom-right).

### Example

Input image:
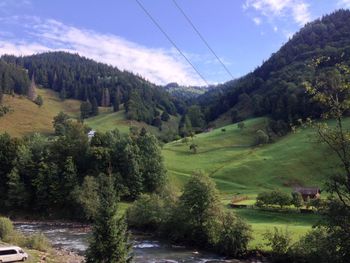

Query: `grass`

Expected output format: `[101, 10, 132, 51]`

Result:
[162, 117, 344, 249]
[163, 117, 340, 195]
[0, 88, 180, 138]
[85, 106, 180, 137]
[0, 88, 80, 137]
[233, 208, 320, 249]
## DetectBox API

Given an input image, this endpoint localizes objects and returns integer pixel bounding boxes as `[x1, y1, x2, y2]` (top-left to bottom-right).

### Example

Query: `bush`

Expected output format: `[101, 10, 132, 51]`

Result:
[255, 129, 269, 145]
[256, 190, 292, 208]
[34, 95, 43, 107]
[216, 212, 252, 257]
[24, 233, 50, 252]
[0, 105, 11, 117]
[0, 217, 14, 240]
[289, 228, 334, 263]
[291, 192, 304, 208]
[264, 227, 292, 255]
[237, 122, 245, 130]
[127, 194, 167, 231]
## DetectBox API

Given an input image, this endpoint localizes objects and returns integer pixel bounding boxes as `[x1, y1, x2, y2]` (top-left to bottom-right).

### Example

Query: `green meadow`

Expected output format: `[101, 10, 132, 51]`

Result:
[162, 117, 344, 248]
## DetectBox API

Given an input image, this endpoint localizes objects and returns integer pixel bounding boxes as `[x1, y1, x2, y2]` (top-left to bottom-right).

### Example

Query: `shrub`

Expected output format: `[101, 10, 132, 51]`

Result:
[34, 95, 43, 107]
[24, 233, 50, 252]
[255, 129, 269, 145]
[256, 190, 292, 208]
[264, 227, 292, 255]
[289, 228, 334, 263]
[127, 194, 167, 231]
[237, 122, 245, 130]
[0, 217, 14, 240]
[291, 192, 304, 208]
[216, 212, 252, 257]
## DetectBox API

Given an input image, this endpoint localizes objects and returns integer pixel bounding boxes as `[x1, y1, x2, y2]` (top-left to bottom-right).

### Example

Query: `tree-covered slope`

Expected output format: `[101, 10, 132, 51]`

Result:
[1, 52, 180, 124]
[199, 9, 350, 126]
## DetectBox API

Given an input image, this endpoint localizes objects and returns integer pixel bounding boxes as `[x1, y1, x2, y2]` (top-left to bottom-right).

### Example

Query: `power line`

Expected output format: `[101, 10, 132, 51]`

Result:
[135, 0, 209, 86]
[172, 0, 234, 80]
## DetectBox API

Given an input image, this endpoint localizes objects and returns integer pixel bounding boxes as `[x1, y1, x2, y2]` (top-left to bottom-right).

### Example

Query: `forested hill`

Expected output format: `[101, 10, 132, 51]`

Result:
[1, 52, 180, 124]
[164, 82, 214, 99]
[199, 9, 350, 127]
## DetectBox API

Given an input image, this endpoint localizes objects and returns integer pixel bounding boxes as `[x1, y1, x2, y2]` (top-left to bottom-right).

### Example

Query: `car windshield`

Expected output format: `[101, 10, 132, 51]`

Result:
[19, 249, 24, 253]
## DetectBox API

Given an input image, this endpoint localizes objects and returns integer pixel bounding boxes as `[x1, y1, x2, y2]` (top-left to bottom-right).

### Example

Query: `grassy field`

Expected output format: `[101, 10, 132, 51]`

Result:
[233, 208, 320, 249]
[0, 88, 180, 138]
[163, 117, 338, 195]
[0, 88, 81, 137]
[85, 106, 180, 137]
[162, 117, 342, 248]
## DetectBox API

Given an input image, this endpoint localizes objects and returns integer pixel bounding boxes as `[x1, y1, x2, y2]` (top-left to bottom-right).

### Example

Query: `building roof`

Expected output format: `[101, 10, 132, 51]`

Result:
[293, 187, 320, 195]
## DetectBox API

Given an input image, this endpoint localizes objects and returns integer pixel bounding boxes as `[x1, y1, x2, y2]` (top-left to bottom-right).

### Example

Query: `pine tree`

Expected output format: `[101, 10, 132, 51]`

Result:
[0, 85, 3, 104]
[61, 157, 78, 204]
[59, 88, 66, 101]
[113, 91, 120, 112]
[105, 88, 110, 107]
[80, 101, 92, 119]
[101, 88, 106, 107]
[85, 174, 132, 263]
[91, 97, 99, 116]
[28, 73, 37, 101]
[6, 167, 27, 209]
[101, 88, 111, 107]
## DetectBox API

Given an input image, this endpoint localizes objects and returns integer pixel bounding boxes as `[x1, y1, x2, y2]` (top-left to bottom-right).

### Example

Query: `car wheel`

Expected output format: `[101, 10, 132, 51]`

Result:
[22, 257, 27, 261]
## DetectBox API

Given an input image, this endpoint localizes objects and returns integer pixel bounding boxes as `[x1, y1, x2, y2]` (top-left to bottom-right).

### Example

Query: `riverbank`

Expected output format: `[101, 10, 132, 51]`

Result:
[13, 221, 264, 263]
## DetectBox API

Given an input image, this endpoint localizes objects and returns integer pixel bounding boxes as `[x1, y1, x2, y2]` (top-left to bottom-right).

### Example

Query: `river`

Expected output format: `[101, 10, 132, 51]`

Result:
[15, 223, 251, 263]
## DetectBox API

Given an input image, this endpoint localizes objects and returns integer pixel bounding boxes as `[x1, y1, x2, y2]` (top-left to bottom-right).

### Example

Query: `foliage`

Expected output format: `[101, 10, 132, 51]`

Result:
[263, 227, 292, 257]
[189, 143, 198, 154]
[127, 173, 252, 256]
[0, 217, 14, 240]
[52, 111, 70, 135]
[216, 212, 252, 257]
[127, 194, 168, 231]
[237, 122, 245, 130]
[74, 176, 99, 221]
[198, 10, 350, 129]
[291, 192, 304, 208]
[256, 191, 292, 208]
[178, 114, 192, 137]
[161, 111, 170, 121]
[0, 116, 166, 218]
[255, 129, 269, 145]
[80, 101, 92, 119]
[24, 233, 50, 252]
[0, 60, 30, 96]
[304, 61, 350, 262]
[85, 174, 132, 263]
[34, 95, 43, 107]
[289, 228, 334, 263]
[2, 52, 178, 124]
[0, 105, 10, 117]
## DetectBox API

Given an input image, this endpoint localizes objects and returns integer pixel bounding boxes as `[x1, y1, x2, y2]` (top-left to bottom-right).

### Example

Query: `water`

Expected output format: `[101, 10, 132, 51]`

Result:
[15, 223, 247, 263]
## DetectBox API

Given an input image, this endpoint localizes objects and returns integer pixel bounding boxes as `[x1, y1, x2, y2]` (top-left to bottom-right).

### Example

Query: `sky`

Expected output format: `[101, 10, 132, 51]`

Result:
[0, 0, 349, 86]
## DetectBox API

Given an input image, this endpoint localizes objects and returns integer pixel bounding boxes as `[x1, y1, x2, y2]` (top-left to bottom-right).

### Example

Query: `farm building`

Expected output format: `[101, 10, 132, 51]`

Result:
[293, 187, 321, 201]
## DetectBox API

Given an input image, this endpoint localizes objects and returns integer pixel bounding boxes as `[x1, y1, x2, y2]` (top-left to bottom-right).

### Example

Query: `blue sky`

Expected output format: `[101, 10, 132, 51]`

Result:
[0, 0, 349, 86]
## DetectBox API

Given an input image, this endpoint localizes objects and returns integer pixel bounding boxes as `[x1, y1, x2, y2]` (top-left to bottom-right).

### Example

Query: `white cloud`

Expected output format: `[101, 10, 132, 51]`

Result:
[253, 17, 262, 25]
[0, 16, 207, 86]
[244, 0, 311, 26]
[338, 0, 350, 8]
[273, 26, 278, 32]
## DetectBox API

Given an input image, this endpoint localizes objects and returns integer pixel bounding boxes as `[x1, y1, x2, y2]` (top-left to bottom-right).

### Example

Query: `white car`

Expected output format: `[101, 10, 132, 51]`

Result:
[0, 246, 28, 262]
